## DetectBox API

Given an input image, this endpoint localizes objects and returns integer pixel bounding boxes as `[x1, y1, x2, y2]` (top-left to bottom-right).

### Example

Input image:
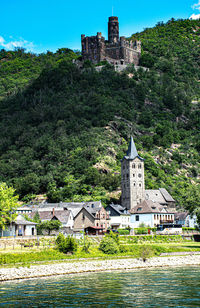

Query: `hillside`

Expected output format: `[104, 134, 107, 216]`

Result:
[0, 18, 199, 218]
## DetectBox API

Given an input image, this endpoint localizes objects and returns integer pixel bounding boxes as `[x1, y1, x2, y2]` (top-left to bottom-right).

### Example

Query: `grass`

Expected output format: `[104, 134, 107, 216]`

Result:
[0, 240, 200, 267]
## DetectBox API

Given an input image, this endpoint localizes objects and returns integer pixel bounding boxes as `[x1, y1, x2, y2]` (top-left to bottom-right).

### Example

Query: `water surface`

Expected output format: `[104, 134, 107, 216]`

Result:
[0, 266, 200, 307]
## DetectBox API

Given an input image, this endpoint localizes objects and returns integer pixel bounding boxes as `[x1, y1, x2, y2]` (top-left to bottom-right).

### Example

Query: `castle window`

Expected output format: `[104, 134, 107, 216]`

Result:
[136, 215, 139, 221]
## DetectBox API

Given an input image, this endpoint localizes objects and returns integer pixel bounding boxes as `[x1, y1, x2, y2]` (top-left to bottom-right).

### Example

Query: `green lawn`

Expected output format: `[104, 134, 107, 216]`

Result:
[0, 239, 200, 267]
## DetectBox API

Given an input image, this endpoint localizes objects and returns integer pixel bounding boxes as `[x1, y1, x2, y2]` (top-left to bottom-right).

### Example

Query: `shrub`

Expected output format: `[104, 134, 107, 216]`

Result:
[55, 233, 65, 245]
[119, 245, 129, 253]
[139, 246, 154, 262]
[134, 227, 148, 235]
[99, 237, 119, 255]
[81, 238, 91, 253]
[118, 229, 130, 235]
[57, 235, 78, 254]
[107, 231, 119, 244]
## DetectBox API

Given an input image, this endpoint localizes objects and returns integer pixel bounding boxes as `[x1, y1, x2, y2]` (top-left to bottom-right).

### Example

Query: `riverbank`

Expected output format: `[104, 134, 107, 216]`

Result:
[0, 254, 200, 282]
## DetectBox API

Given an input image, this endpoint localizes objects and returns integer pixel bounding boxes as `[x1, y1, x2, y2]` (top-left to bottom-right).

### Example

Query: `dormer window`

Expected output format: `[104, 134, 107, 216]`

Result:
[137, 207, 142, 211]
[151, 207, 156, 210]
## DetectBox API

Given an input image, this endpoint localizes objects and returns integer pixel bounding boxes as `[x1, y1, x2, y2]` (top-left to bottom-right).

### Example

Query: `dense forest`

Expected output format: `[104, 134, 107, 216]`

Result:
[0, 18, 199, 218]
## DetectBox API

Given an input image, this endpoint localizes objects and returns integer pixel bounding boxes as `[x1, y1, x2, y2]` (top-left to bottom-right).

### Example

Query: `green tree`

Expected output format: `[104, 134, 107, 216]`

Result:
[0, 183, 18, 235]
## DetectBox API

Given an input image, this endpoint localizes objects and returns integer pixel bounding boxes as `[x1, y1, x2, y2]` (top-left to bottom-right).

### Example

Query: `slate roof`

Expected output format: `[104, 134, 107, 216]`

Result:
[174, 212, 189, 221]
[145, 190, 166, 204]
[129, 200, 174, 214]
[123, 136, 144, 161]
[30, 209, 71, 224]
[106, 204, 127, 215]
[159, 188, 175, 202]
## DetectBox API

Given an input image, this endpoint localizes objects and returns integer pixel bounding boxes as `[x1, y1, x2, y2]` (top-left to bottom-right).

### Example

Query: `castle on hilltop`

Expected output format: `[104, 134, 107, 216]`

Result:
[81, 17, 141, 66]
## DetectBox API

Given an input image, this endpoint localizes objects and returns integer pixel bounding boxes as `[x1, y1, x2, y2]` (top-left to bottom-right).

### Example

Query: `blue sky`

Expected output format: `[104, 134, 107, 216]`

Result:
[0, 0, 199, 54]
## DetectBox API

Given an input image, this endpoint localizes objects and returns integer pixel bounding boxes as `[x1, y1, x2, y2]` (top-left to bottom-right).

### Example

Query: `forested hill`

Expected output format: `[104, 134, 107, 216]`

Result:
[0, 18, 199, 217]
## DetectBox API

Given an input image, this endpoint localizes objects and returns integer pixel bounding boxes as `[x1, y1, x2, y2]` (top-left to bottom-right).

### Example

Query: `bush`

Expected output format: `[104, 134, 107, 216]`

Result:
[99, 237, 119, 255]
[55, 233, 65, 245]
[119, 245, 129, 253]
[108, 231, 119, 244]
[57, 235, 78, 254]
[118, 229, 130, 235]
[134, 228, 148, 235]
[139, 246, 154, 261]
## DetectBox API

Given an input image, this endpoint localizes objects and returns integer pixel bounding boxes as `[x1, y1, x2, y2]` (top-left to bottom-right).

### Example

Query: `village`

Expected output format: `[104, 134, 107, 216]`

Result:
[0, 137, 198, 238]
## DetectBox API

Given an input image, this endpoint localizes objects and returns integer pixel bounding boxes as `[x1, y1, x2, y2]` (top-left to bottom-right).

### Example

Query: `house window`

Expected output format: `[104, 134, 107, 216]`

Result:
[133, 174, 135, 177]
[127, 174, 129, 178]
[139, 183, 142, 187]
[138, 164, 142, 169]
[133, 182, 136, 187]
[132, 164, 135, 168]
[138, 173, 142, 178]
[136, 215, 139, 221]
[82, 213, 85, 220]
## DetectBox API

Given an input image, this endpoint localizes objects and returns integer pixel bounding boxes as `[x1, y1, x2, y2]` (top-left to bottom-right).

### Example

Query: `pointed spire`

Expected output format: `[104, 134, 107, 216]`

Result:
[123, 136, 144, 161]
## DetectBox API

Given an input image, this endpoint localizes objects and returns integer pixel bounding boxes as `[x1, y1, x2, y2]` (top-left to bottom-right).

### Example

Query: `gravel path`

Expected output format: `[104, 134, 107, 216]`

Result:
[0, 254, 200, 282]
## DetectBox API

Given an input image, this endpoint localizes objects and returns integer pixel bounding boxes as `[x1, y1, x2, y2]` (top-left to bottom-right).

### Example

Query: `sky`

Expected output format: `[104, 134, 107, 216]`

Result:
[0, 0, 200, 54]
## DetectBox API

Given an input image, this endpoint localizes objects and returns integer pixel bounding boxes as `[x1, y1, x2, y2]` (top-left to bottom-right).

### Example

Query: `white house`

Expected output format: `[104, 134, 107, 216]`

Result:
[30, 208, 74, 230]
[105, 204, 131, 230]
[0, 215, 37, 237]
[129, 200, 175, 228]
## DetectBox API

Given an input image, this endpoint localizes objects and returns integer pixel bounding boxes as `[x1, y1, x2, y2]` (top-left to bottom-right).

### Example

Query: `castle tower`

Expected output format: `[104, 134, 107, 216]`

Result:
[121, 137, 145, 210]
[108, 16, 119, 44]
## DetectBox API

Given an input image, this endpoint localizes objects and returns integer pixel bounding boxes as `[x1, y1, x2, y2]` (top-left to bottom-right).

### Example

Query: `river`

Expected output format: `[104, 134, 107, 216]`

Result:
[0, 266, 200, 307]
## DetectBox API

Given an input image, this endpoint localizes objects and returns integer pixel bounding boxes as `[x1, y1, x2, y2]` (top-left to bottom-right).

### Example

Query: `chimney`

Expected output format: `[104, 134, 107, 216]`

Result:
[52, 208, 55, 216]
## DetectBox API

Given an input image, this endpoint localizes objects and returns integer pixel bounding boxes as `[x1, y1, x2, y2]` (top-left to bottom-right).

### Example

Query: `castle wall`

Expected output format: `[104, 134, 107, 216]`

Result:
[81, 17, 141, 66]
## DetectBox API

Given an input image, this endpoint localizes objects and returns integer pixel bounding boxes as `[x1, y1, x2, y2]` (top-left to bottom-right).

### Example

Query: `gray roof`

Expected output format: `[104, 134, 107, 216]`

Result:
[30, 209, 71, 224]
[106, 204, 127, 215]
[145, 188, 175, 204]
[123, 136, 144, 161]
[145, 190, 166, 204]
[159, 188, 175, 202]
[174, 212, 189, 221]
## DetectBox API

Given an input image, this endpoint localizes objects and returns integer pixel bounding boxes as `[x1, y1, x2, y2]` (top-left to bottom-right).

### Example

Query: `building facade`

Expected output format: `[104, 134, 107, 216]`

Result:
[81, 16, 141, 65]
[121, 137, 176, 211]
[121, 137, 145, 210]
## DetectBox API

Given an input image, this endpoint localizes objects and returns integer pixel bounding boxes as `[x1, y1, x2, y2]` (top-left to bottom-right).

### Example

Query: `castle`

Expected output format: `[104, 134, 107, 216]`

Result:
[81, 17, 141, 66]
[121, 137, 176, 211]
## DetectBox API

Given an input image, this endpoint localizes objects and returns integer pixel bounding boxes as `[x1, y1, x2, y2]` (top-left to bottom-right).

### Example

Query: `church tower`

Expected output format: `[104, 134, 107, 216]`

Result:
[121, 137, 145, 210]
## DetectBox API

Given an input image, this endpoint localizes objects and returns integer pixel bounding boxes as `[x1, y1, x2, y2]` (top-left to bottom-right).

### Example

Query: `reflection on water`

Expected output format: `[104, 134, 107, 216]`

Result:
[0, 266, 200, 307]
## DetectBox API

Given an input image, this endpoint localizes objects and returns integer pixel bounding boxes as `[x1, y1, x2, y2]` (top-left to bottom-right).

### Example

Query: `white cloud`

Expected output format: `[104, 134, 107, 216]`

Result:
[189, 13, 200, 19]
[0, 35, 34, 51]
[192, 0, 200, 10]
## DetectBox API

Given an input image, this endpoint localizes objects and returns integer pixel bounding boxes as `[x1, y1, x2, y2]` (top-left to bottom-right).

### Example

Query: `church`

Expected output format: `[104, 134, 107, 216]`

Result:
[121, 137, 176, 211]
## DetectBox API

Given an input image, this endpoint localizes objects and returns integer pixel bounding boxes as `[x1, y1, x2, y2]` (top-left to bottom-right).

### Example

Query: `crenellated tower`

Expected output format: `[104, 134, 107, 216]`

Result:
[121, 137, 145, 210]
[108, 16, 119, 44]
